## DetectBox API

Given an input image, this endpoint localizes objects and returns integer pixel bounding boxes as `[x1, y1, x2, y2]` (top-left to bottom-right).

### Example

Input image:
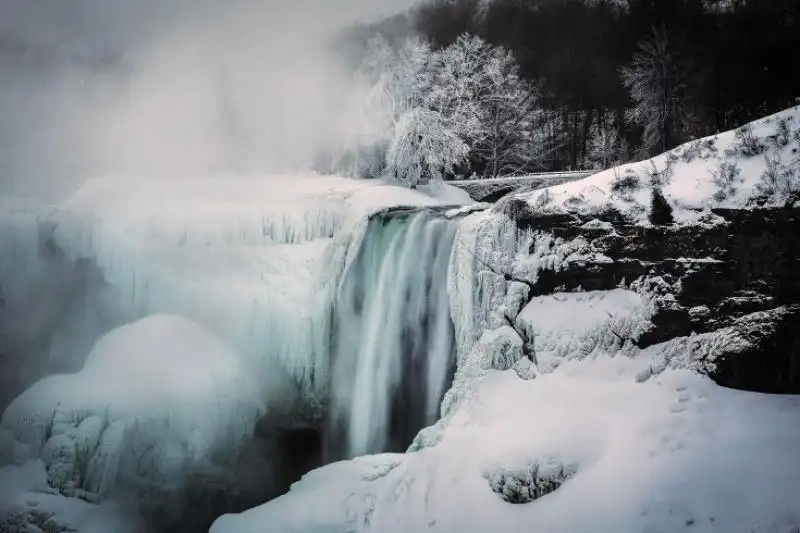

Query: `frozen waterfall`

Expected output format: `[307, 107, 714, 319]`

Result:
[329, 209, 457, 458]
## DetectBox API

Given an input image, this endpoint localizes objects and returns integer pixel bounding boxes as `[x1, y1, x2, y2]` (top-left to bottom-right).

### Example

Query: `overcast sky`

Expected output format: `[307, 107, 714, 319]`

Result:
[0, 0, 419, 200]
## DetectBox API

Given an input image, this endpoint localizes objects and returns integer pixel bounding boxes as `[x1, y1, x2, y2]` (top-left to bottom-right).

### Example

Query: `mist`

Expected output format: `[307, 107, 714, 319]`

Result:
[0, 0, 417, 201]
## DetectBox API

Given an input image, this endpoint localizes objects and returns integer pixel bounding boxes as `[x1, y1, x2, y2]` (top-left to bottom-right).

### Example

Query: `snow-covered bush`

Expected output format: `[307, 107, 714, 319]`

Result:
[733, 124, 766, 157]
[769, 117, 792, 149]
[610, 172, 641, 196]
[488, 458, 578, 504]
[710, 160, 742, 201]
[758, 148, 800, 198]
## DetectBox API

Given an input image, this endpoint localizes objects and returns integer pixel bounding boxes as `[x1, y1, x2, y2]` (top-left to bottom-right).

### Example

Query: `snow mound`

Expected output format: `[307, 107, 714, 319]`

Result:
[514, 105, 800, 225]
[1, 315, 263, 499]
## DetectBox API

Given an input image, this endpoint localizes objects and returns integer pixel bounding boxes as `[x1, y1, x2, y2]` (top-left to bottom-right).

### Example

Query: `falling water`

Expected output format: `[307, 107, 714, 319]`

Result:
[329, 208, 457, 459]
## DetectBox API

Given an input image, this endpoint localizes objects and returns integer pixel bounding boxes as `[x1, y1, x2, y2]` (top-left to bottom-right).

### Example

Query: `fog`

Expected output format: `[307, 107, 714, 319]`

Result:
[0, 0, 417, 201]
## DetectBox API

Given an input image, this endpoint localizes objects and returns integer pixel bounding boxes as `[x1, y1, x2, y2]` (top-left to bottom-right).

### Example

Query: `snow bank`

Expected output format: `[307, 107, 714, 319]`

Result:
[1, 314, 263, 499]
[515, 105, 800, 225]
[212, 363, 800, 533]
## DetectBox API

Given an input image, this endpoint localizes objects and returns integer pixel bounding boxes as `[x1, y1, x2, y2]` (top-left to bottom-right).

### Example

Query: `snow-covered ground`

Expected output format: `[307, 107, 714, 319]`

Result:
[515, 105, 800, 225]
[212, 364, 800, 533]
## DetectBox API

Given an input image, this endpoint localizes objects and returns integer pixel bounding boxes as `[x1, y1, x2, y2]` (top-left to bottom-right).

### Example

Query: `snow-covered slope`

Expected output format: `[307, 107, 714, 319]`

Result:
[515, 105, 800, 225]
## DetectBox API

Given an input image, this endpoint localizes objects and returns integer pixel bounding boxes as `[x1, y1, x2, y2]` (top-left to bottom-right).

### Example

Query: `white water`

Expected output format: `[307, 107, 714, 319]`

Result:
[330, 210, 457, 458]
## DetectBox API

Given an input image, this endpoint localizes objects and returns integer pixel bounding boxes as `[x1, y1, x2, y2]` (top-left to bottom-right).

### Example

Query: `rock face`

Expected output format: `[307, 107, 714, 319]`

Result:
[499, 197, 800, 394]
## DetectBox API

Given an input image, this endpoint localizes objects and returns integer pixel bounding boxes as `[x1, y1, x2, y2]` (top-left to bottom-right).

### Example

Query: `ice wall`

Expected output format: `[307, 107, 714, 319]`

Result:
[44, 175, 457, 398]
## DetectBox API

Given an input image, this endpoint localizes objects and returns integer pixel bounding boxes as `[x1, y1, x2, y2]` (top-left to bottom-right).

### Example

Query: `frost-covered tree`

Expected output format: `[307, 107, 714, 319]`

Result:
[429, 34, 545, 178]
[621, 27, 695, 156]
[386, 108, 469, 187]
[329, 36, 437, 179]
[327, 32, 547, 185]
[474, 45, 545, 178]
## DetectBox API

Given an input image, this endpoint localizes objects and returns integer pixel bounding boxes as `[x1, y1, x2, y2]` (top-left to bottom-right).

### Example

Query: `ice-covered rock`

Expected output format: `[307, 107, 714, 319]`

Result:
[1, 315, 264, 499]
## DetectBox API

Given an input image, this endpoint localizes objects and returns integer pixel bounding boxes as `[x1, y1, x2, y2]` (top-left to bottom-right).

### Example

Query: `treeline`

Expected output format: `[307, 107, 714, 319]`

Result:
[411, 0, 800, 170]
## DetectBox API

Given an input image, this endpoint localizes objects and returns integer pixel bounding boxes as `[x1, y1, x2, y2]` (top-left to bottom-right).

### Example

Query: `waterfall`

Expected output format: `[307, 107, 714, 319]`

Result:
[329, 209, 457, 459]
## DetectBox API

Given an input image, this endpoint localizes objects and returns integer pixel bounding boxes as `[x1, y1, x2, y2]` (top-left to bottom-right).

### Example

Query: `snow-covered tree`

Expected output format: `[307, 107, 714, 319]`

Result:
[386, 108, 469, 187]
[473, 45, 545, 178]
[429, 35, 545, 178]
[329, 36, 437, 179]
[621, 27, 695, 156]
[326, 32, 547, 185]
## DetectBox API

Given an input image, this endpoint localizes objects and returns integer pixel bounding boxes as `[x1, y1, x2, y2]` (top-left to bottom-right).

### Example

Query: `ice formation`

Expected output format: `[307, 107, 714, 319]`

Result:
[37, 175, 468, 396]
[1, 315, 264, 500]
[0, 174, 472, 516]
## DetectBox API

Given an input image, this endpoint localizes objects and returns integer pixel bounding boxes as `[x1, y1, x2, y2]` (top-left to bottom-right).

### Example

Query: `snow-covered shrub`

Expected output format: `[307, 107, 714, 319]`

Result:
[710, 160, 742, 201]
[758, 148, 800, 198]
[532, 189, 553, 209]
[649, 187, 674, 226]
[487, 458, 578, 504]
[734, 124, 766, 157]
[610, 172, 641, 195]
[769, 118, 792, 149]
[644, 158, 673, 187]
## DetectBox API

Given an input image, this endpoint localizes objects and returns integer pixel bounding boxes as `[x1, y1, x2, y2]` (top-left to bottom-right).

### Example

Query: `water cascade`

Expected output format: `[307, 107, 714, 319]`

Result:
[328, 209, 458, 459]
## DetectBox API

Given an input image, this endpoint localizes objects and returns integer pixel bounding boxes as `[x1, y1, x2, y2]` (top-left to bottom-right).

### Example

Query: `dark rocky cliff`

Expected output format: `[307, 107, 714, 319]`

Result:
[499, 196, 800, 394]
